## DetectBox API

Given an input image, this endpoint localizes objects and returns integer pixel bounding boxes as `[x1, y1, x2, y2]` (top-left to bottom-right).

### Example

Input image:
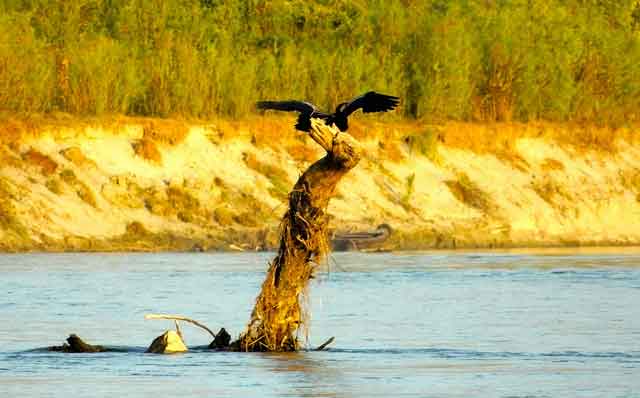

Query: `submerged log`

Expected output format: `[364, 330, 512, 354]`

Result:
[234, 119, 362, 351]
[208, 327, 231, 350]
[48, 334, 106, 353]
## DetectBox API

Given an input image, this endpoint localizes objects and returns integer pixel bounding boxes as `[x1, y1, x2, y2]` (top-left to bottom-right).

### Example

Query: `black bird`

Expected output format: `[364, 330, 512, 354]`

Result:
[256, 91, 400, 132]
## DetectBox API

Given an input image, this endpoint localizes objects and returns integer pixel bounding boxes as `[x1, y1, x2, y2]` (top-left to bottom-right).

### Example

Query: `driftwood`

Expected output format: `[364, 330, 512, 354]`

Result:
[144, 313, 233, 352]
[48, 334, 106, 353]
[234, 119, 362, 351]
[144, 313, 217, 338]
[47, 119, 359, 354]
[332, 223, 393, 251]
[209, 327, 231, 349]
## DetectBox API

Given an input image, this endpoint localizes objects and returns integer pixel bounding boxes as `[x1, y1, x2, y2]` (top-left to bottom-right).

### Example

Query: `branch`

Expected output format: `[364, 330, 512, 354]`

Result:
[309, 118, 338, 152]
[145, 313, 217, 338]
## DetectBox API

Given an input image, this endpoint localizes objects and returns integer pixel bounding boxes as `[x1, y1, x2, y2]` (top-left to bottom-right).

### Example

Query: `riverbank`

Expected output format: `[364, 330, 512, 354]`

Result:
[1, 114, 639, 252]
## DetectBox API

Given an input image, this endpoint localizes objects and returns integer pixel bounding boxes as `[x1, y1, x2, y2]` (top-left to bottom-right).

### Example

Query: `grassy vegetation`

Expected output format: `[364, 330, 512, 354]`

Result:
[531, 174, 572, 205]
[59, 168, 98, 207]
[132, 138, 163, 164]
[0, 177, 28, 238]
[400, 173, 415, 212]
[619, 169, 640, 202]
[243, 151, 291, 200]
[1, 1, 639, 126]
[22, 148, 58, 175]
[445, 171, 494, 214]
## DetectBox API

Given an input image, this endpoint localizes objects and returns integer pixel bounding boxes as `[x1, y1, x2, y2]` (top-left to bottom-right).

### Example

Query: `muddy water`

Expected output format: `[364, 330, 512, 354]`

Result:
[1, 250, 639, 397]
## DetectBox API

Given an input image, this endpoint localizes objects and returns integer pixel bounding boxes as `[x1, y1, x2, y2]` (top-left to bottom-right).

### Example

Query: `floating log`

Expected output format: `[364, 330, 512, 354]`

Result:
[234, 119, 362, 351]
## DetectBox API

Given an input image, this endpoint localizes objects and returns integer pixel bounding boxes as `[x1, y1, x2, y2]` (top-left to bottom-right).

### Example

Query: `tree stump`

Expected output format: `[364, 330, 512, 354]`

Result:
[234, 119, 362, 351]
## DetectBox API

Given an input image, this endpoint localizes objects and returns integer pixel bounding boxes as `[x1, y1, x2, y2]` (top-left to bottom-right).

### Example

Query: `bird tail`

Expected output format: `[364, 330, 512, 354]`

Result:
[256, 101, 275, 110]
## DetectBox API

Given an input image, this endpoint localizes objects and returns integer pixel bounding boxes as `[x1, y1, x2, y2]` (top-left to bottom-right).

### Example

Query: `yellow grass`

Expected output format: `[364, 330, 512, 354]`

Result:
[132, 138, 162, 165]
[22, 149, 59, 176]
[1, 114, 637, 158]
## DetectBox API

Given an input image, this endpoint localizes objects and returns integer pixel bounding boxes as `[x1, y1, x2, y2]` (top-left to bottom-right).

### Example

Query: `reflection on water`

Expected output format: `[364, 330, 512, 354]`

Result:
[1, 249, 639, 397]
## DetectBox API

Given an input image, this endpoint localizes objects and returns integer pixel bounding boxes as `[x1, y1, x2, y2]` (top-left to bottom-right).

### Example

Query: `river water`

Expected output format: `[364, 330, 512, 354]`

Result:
[1, 249, 639, 397]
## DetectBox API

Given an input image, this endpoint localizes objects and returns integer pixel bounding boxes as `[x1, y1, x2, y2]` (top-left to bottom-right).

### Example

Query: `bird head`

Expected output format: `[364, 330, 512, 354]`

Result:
[336, 102, 348, 114]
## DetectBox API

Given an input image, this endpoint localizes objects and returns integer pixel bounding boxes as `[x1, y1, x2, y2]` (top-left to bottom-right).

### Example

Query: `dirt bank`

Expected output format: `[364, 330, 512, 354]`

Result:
[1, 115, 639, 252]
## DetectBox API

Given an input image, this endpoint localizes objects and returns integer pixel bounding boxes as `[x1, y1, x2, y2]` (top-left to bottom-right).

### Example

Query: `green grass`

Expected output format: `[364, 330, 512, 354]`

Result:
[0, 1, 639, 126]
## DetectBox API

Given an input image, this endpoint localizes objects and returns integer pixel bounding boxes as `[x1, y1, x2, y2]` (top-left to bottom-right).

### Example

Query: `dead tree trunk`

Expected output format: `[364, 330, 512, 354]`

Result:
[235, 119, 362, 351]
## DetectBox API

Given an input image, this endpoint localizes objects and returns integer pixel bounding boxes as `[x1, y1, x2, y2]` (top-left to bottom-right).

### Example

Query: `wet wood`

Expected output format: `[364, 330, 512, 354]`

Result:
[234, 119, 362, 351]
[48, 334, 106, 353]
[144, 313, 217, 339]
[208, 327, 231, 350]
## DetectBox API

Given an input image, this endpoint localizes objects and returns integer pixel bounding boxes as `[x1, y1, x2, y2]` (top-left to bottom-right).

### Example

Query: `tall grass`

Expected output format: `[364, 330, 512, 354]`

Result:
[0, 0, 639, 125]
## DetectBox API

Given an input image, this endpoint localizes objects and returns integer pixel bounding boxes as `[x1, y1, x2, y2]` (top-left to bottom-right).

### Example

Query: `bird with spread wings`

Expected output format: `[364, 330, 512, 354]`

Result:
[256, 91, 400, 132]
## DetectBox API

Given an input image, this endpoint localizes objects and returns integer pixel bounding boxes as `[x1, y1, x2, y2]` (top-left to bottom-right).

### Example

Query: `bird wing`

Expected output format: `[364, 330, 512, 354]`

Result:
[342, 91, 400, 116]
[256, 100, 317, 114]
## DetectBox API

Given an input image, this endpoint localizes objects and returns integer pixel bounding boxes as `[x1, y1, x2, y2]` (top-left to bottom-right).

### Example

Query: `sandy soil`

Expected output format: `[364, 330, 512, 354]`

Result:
[1, 118, 639, 251]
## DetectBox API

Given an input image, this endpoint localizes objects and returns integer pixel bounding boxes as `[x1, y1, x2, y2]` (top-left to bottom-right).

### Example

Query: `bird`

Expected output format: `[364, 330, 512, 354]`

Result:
[256, 91, 400, 132]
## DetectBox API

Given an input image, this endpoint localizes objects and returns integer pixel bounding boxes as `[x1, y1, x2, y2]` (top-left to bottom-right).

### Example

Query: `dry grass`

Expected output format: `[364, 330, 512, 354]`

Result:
[143, 186, 193, 219]
[444, 172, 495, 214]
[439, 121, 638, 155]
[2, 114, 636, 158]
[132, 138, 162, 165]
[246, 115, 299, 148]
[22, 149, 58, 176]
[619, 169, 640, 202]
[403, 127, 441, 162]
[166, 186, 202, 223]
[0, 113, 191, 144]
[59, 169, 98, 208]
[45, 177, 64, 195]
[377, 140, 405, 162]
[285, 139, 322, 163]
[100, 175, 146, 209]
[214, 177, 277, 227]
[213, 207, 235, 225]
[0, 177, 28, 239]
[243, 152, 291, 201]
[531, 175, 571, 205]
[60, 147, 96, 168]
[142, 119, 189, 146]
[401, 173, 416, 211]
[0, 144, 24, 169]
[541, 158, 565, 172]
